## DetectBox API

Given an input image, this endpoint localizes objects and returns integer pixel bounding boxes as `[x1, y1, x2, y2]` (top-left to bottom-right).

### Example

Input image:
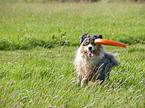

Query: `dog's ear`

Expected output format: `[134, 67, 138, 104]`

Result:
[94, 35, 103, 39]
[79, 33, 89, 44]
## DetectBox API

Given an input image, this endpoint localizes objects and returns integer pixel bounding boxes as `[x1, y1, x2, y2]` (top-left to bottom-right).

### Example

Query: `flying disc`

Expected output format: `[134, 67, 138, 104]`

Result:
[94, 39, 127, 48]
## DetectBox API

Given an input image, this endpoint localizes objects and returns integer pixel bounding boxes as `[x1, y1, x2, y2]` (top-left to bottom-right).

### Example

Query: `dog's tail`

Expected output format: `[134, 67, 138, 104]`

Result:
[106, 52, 120, 67]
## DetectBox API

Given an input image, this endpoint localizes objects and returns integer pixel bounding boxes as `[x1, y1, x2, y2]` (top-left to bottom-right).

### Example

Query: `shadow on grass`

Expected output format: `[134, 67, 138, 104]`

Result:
[0, 36, 144, 50]
[0, 37, 79, 50]
[0, 39, 52, 50]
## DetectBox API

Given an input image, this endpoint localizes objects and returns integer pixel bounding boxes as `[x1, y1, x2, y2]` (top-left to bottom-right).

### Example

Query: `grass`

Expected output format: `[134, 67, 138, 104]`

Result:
[0, 1, 145, 108]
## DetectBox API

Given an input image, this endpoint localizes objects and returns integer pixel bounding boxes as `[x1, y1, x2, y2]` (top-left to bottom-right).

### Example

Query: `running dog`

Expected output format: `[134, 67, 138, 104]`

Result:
[74, 33, 120, 87]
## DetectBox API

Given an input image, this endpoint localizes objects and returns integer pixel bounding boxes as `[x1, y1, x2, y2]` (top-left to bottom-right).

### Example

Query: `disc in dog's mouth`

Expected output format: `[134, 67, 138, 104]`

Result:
[88, 50, 94, 57]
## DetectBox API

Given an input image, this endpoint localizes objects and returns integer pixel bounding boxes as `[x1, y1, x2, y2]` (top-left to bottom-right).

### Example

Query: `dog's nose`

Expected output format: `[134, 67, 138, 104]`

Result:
[88, 47, 92, 51]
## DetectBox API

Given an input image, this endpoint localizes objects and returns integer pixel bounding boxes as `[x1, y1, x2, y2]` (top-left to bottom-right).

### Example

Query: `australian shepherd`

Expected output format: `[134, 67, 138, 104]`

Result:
[74, 33, 120, 87]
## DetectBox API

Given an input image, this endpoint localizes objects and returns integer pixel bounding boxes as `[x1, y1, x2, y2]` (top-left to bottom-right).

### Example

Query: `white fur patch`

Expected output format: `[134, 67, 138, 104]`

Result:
[74, 45, 104, 78]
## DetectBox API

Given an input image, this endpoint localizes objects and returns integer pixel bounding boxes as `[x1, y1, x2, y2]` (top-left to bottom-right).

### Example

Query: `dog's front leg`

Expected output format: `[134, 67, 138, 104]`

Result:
[81, 77, 88, 87]
[77, 74, 81, 85]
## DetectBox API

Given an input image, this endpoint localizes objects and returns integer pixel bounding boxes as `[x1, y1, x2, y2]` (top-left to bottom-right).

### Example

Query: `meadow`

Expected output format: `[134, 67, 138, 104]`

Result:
[0, 1, 145, 107]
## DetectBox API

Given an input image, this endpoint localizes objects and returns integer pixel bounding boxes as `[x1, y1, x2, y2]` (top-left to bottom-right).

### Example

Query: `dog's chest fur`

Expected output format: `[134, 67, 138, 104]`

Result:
[74, 45, 104, 76]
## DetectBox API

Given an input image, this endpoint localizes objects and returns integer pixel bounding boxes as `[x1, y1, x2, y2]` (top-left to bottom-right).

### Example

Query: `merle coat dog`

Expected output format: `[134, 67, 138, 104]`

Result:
[74, 33, 120, 87]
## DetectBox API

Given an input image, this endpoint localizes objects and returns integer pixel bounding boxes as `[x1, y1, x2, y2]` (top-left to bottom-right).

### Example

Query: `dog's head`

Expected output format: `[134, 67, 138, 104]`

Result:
[80, 33, 103, 57]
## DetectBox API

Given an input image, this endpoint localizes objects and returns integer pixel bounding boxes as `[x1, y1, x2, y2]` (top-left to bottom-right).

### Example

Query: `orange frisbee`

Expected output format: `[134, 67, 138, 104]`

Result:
[94, 39, 127, 48]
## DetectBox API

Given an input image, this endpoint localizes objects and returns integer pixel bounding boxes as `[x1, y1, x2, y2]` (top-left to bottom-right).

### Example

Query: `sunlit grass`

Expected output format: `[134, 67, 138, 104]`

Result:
[0, 1, 145, 108]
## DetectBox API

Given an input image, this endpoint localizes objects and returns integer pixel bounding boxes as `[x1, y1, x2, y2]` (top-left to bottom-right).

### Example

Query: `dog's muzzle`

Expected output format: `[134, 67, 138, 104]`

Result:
[87, 46, 94, 57]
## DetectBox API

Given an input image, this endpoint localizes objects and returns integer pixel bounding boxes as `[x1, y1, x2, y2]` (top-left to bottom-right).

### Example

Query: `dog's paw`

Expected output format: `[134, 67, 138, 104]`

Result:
[88, 81, 94, 87]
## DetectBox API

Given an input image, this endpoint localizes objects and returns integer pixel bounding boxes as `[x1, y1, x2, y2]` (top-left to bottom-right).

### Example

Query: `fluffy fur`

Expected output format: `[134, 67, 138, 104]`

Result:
[74, 33, 120, 87]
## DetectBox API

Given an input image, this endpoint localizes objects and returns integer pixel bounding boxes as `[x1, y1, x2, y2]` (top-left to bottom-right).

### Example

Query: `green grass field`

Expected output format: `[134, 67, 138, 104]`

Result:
[0, 1, 145, 108]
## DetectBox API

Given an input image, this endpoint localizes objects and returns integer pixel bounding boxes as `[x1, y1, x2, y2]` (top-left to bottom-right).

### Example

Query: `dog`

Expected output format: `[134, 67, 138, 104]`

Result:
[74, 33, 120, 87]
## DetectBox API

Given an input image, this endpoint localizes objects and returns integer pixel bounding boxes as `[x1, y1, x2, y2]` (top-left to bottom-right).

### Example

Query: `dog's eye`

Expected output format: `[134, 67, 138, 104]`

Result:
[91, 40, 96, 45]
[86, 40, 89, 43]
[86, 42, 89, 45]
[83, 42, 89, 46]
[83, 38, 90, 46]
